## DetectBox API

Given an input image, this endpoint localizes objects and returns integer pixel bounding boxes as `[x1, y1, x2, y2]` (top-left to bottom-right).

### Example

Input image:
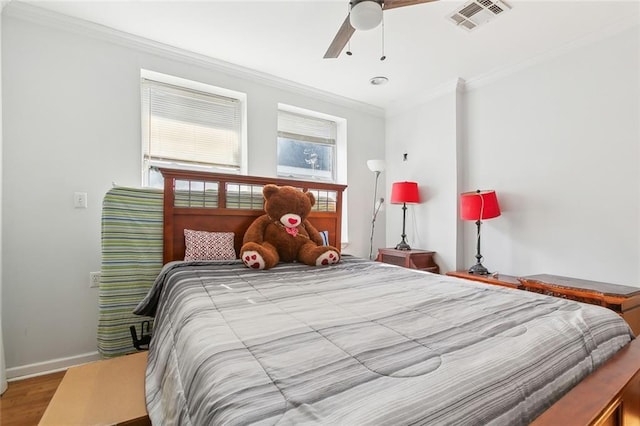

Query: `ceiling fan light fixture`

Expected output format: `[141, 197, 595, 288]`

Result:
[350, 1, 383, 31]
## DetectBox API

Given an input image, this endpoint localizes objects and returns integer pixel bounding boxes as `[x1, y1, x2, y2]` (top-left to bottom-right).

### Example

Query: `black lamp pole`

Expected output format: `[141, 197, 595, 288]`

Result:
[468, 219, 489, 275]
[395, 202, 411, 250]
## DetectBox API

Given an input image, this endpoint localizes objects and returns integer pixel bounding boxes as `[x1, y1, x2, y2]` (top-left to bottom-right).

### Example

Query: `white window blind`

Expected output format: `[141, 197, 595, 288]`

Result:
[142, 78, 241, 171]
[277, 110, 336, 145]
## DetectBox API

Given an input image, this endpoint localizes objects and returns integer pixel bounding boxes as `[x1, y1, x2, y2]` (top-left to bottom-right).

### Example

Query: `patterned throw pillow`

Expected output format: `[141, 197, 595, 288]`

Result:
[184, 229, 236, 261]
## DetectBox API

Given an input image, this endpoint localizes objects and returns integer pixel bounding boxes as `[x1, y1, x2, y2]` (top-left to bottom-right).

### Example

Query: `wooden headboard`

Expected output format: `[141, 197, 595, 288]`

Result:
[160, 168, 347, 264]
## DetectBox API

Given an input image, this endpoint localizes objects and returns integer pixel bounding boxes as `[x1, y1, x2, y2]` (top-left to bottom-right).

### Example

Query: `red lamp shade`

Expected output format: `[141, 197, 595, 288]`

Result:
[460, 190, 501, 221]
[390, 181, 420, 204]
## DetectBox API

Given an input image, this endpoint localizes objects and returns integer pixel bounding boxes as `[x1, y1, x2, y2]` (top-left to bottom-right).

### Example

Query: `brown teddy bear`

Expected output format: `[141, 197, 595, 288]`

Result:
[240, 184, 340, 270]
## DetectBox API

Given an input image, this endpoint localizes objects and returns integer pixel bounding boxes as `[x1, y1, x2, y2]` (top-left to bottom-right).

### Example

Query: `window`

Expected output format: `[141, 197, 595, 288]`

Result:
[277, 105, 348, 245]
[141, 70, 246, 187]
[277, 109, 337, 182]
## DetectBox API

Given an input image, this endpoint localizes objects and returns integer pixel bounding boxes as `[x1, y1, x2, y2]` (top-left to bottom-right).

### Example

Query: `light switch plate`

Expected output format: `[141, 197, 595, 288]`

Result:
[74, 192, 88, 209]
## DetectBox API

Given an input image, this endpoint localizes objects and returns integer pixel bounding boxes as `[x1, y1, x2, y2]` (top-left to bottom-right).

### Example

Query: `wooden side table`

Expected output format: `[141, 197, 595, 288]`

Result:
[376, 248, 439, 273]
[518, 274, 640, 335]
[446, 271, 522, 290]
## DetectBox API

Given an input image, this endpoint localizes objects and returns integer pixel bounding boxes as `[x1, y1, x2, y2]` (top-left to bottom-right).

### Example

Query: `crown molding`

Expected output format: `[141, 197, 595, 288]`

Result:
[385, 78, 465, 118]
[6, 2, 635, 118]
[465, 16, 639, 93]
[386, 15, 638, 110]
[4, 2, 385, 118]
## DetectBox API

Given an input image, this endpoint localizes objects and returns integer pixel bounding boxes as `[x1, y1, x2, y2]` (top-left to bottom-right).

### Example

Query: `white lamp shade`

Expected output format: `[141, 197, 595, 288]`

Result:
[350, 1, 383, 31]
[367, 159, 385, 173]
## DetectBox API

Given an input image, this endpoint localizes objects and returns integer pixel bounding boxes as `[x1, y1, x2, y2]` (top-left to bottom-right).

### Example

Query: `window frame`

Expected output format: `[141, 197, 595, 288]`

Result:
[140, 69, 247, 187]
[277, 104, 348, 245]
[276, 106, 344, 184]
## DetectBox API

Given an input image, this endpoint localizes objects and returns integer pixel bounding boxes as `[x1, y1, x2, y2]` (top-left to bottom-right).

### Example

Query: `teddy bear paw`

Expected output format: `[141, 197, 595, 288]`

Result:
[316, 250, 340, 266]
[242, 251, 266, 269]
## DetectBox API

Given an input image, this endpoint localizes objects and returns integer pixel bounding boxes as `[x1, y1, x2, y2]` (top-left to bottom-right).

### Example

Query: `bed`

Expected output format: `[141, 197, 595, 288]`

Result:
[134, 169, 640, 425]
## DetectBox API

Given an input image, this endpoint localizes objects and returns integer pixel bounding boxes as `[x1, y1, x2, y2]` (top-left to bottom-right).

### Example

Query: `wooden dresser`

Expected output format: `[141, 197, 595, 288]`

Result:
[376, 248, 439, 273]
[446, 271, 522, 289]
[518, 274, 640, 335]
[447, 271, 640, 335]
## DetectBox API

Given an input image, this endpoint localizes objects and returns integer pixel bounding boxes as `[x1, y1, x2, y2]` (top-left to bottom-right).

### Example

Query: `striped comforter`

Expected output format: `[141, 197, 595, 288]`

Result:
[134, 256, 633, 425]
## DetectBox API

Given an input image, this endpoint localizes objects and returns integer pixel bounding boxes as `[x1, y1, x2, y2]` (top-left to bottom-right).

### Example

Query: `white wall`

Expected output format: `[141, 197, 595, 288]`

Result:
[463, 25, 639, 285]
[1, 6, 384, 375]
[385, 81, 463, 272]
[386, 25, 639, 286]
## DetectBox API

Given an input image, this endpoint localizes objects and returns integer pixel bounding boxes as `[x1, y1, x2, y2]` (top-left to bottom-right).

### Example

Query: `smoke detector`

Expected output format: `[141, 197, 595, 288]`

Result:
[370, 76, 389, 86]
[448, 0, 511, 31]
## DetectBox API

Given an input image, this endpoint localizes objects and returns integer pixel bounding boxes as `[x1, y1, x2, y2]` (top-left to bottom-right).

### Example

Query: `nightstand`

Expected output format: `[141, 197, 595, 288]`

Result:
[376, 248, 439, 273]
[446, 271, 523, 290]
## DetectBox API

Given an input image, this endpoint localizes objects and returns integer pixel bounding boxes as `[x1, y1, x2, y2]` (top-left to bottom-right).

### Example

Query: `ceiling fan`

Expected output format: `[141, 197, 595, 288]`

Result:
[324, 0, 439, 59]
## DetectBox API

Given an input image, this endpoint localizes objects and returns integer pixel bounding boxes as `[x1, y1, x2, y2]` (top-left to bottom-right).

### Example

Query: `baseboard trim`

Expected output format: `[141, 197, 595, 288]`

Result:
[6, 351, 102, 381]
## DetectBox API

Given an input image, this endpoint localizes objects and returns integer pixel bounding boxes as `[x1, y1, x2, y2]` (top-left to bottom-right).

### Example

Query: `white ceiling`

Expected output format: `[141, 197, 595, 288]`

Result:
[21, 0, 640, 109]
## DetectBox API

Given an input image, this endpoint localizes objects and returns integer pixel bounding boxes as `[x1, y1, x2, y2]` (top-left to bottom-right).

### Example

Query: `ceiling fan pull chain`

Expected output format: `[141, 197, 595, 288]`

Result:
[346, 1, 353, 56]
[380, 14, 386, 61]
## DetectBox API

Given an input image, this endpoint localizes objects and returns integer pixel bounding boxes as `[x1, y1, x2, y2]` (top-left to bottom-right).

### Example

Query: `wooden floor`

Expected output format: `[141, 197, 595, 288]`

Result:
[0, 371, 64, 426]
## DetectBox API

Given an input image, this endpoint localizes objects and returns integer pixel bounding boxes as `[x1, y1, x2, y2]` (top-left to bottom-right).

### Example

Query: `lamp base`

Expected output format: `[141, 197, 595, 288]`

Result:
[468, 262, 490, 275]
[395, 241, 411, 251]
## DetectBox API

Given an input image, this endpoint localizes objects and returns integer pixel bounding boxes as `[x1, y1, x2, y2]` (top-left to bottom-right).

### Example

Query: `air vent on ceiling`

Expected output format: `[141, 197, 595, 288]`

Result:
[448, 0, 511, 31]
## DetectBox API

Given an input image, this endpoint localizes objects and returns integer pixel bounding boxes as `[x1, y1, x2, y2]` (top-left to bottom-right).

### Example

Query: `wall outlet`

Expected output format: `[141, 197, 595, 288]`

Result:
[89, 272, 101, 288]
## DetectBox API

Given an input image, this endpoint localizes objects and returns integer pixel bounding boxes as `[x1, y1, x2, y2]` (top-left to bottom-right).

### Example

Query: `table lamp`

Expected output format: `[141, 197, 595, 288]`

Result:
[460, 189, 501, 275]
[390, 181, 420, 250]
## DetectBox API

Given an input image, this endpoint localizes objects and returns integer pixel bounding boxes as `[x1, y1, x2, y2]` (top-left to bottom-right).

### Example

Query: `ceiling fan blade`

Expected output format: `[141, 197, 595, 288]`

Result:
[383, 0, 438, 11]
[323, 15, 355, 59]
